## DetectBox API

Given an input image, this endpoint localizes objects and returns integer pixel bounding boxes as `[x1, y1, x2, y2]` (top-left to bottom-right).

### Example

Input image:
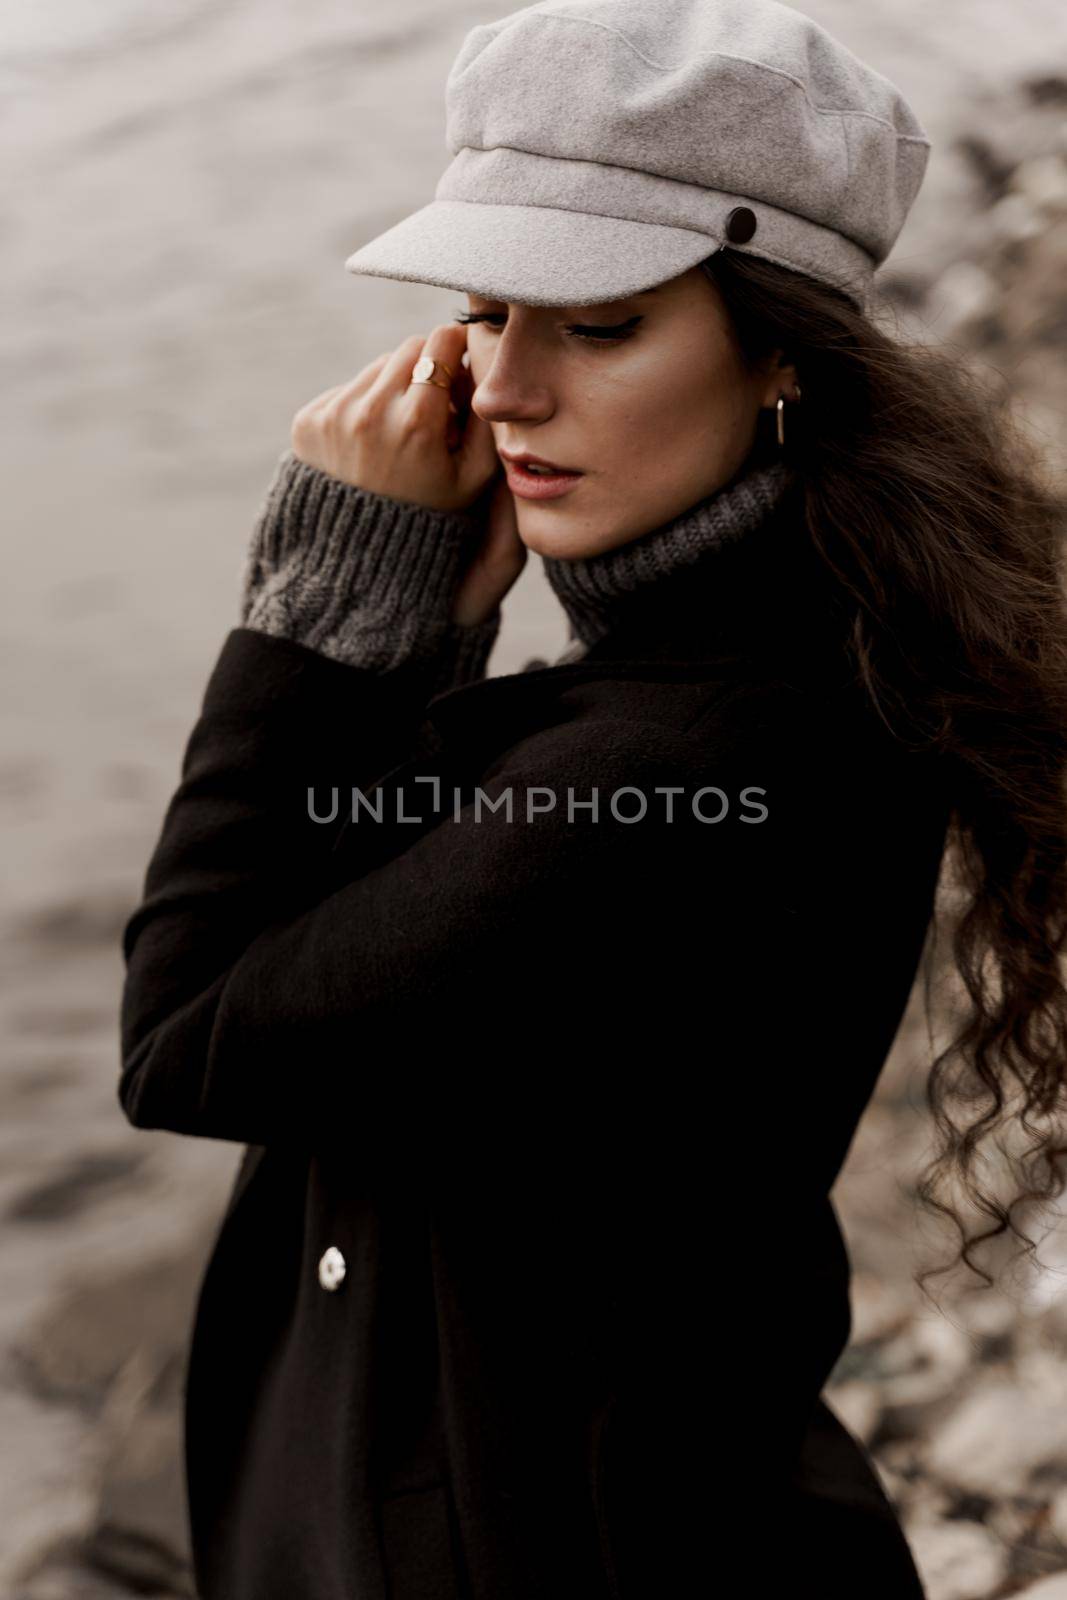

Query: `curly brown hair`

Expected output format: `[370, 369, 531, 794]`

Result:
[700, 245, 1067, 1304]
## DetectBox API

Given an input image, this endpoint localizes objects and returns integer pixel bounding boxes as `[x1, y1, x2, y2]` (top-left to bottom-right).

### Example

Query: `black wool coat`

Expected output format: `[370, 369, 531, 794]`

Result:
[118, 482, 948, 1600]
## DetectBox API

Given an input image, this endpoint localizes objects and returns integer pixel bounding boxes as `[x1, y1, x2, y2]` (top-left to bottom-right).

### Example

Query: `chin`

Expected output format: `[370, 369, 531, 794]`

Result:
[517, 517, 613, 562]
[512, 519, 560, 558]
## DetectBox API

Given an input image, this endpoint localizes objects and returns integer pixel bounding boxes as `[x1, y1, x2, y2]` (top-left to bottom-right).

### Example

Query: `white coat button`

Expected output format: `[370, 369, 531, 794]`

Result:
[318, 1245, 346, 1291]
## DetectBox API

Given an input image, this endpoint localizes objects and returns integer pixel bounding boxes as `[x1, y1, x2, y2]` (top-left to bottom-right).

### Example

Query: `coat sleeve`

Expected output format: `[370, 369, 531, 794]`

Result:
[117, 623, 741, 1157]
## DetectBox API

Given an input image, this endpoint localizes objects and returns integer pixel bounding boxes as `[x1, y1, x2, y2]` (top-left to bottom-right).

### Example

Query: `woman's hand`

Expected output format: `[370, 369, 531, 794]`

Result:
[291, 322, 502, 514]
[451, 470, 526, 627]
[290, 321, 524, 625]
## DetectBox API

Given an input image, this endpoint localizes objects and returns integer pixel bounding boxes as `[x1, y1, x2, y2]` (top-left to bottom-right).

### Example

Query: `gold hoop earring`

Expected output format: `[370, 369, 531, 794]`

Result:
[776, 382, 802, 449]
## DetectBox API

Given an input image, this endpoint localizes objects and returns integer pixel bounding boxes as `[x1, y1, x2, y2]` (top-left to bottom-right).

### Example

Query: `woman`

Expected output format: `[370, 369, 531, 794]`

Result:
[118, 2, 1067, 1597]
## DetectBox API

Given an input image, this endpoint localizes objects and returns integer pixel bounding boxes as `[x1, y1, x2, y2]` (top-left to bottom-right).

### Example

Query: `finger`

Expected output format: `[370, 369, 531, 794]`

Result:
[450, 475, 525, 625]
[412, 319, 472, 381]
[389, 322, 473, 406]
[483, 475, 523, 569]
[368, 329, 443, 400]
[451, 402, 504, 496]
[303, 355, 391, 413]
[332, 351, 393, 398]
[450, 357, 475, 412]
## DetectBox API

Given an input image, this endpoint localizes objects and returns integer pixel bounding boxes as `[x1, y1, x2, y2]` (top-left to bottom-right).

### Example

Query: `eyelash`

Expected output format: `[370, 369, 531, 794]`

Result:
[452, 312, 642, 346]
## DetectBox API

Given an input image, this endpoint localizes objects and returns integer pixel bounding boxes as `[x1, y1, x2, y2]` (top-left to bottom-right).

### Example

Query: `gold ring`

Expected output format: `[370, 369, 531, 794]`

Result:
[410, 355, 454, 390]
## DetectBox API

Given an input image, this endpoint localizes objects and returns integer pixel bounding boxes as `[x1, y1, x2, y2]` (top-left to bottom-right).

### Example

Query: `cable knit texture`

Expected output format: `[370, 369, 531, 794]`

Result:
[240, 445, 795, 685]
[541, 457, 796, 659]
[240, 447, 501, 697]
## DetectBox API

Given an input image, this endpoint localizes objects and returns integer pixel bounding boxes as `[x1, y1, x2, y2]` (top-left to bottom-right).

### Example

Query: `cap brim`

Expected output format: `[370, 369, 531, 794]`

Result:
[343, 199, 721, 307]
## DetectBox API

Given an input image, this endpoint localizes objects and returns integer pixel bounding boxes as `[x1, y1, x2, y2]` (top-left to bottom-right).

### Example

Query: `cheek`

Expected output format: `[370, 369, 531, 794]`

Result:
[615, 368, 722, 470]
[603, 367, 752, 516]
[621, 333, 730, 432]
[645, 343, 753, 458]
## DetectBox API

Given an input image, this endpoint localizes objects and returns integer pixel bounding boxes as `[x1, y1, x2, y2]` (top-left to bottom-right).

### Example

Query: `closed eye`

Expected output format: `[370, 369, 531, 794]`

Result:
[453, 312, 643, 346]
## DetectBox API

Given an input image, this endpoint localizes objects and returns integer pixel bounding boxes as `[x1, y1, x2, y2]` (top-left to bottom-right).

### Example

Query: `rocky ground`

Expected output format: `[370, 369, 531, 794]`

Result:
[2, 2, 1066, 1595]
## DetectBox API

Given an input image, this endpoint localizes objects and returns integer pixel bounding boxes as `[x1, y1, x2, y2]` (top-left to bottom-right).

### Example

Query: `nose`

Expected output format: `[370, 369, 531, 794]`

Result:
[468, 332, 555, 428]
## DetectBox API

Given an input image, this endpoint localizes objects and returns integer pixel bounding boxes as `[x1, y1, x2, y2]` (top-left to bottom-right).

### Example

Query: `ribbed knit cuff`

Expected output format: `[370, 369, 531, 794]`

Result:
[239, 448, 501, 691]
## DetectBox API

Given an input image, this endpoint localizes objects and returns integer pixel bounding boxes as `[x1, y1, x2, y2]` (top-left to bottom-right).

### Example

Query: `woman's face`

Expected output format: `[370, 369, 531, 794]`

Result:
[462, 264, 796, 558]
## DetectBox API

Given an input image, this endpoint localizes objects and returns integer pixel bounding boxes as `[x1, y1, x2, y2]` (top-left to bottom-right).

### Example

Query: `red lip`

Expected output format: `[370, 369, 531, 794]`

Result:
[499, 449, 583, 474]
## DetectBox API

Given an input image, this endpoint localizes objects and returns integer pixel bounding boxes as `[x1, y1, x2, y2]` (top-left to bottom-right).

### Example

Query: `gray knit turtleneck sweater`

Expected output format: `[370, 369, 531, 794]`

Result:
[539, 457, 794, 663]
[239, 447, 794, 687]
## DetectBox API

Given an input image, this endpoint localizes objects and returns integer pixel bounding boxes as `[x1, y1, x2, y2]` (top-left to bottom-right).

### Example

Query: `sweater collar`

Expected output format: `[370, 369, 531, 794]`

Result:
[424, 460, 852, 752]
[541, 457, 796, 653]
[536, 457, 847, 676]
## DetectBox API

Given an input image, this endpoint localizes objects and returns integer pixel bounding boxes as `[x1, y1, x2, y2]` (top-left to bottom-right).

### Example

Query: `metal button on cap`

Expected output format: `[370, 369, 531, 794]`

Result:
[724, 206, 757, 244]
[318, 1245, 346, 1291]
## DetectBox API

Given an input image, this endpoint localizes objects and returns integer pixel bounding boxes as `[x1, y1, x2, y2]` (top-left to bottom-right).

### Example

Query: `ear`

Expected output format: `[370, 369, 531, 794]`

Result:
[758, 348, 799, 410]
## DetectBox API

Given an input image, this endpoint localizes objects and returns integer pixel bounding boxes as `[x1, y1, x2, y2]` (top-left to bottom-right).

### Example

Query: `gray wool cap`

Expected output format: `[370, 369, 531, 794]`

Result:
[343, 0, 932, 313]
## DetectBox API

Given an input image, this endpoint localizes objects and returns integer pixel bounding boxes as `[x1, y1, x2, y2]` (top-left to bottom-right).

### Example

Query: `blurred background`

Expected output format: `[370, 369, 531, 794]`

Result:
[2, 1, 1066, 1595]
